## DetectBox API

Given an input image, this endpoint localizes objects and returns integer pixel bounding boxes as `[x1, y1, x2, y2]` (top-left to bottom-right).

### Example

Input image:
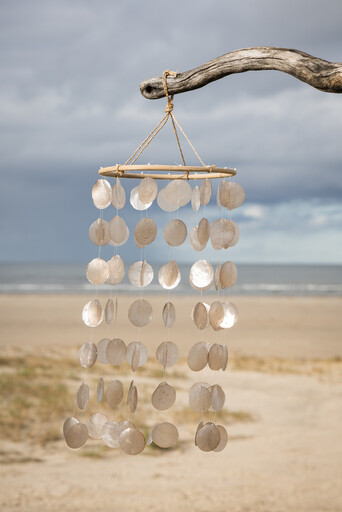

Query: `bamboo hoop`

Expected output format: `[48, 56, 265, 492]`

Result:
[98, 164, 236, 180]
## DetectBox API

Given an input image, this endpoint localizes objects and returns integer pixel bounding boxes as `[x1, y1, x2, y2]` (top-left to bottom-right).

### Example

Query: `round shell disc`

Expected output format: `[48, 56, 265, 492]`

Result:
[229, 221, 240, 247]
[213, 425, 228, 452]
[102, 421, 120, 448]
[156, 341, 179, 368]
[191, 185, 200, 212]
[166, 180, 192, 208]
[189, 260, 214, 291]
[107, 255, 125, 285]
[82, 299, 103, 327]
[164, 219, 187, 247]
[86, 257, 109, 286]
[97, 338, 110, 364]
[218, 179, 230, 208]
[226, 182, 245, 210]
[119, 427, 145, 455]
[192, 302, 209, 330]
[199, 179, 212, 206]
[196, 422, 220, 452]
[151, 382, 176, 410]
[63, 416, 79, 438]
[210, 219, 235, 250]
[189, 227, 206, 252]
[209, 301, 225, 331]
[134, 218, 157, 248]
[130, 186, 152, 210]
[195, 421, 204, 446]
[157, 188, 179, 212]
[86, 413, 108, 439]
[208, 343, 224, 370]
[128, 260, 154, 288]
[138, 177, 158, 204]
[216, 301, 239, 329]
[220, 261, 238, 289]
[210, 384, 225, 411]
[89, 218, 110, 246]
[109, 216, 129, 247]
[127, 383, 138, 413]
[197, 218, 210, 246]
[112, 178, 126, 209]
[189, 382, 211, 412]
[64, 422, 88, 449]
[128, 299, 152, 327]
[97, 377, 104, 403]
[222, 345, 228, 371]
[117, 420, 135, 434]
[105, 299, 114, 324]
[158, 261, 181, 290]
[92, 179, 112, 209]
[106, 338, 127, 366]
[76, 382, 89, 410]
[78, 342, 97, 369]
[152, 422, 179, 448]
[126, 341, 148, 371]
[187, 341, 208, 371]
[162, 302, 176, 328]
[106, 380, 123, 408]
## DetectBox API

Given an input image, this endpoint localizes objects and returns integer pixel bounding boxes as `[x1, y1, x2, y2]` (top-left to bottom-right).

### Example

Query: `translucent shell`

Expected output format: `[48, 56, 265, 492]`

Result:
[86, 257, 109, 285]
[209, 301, 238, 329]
[189, 382, 211, 412]
[105, 299, 114, 324]
[106, 338, 127, 366]
[222, 345, 228, 371]
[210, 219, 236, 250]
[210, 384, 225, 411]
[138, 177, 158, 204]
[218, 179, 230, 208]
[128, 260, 154, 288]
[134, 218, 157, 248]
[76, 382, 89, 409]
[107, 255, 125, 285]
[189, 227, 206, 252]
[156, 341, 179, 368]
[226, 182, 245, 210]
[213, 425, 228, 452]
[126, 341, 148, 371]
[109, 216, 129, 246]
[157, 180, 192, 211]
[220, 261, 238, 288]
[128, 299, 152, 327]
[79, 342, 97, 368]
[151, 422, 179, 448]
[214, 261, 221, 291]
[106, 380, 123, 408]
[162, 302, 176, 328]
[97, 377, 104, 403]
[229, 221, 240, 247]
[102, 421, 120, 448]
[82, 299, 103, 327]
[189, 260, 214, 291]
[157, 187, 178, 212]
[164, 219, 187, 247]
[119, 427, 145, 455]
[96, 338, 110, 364]
[89, 219, 110, 246]
[195, 422, 220, 452]
[92, 179, 112, 209]
[158, 260, 181, 290]
[197, 218, 210, 246]
[112, 177, 126, 209]
[199, 179, 212, 206]
[130, 186, 152, 211]
[86, 413, 108, 439]
[127, 381, 138, 413]
[191, 185, 200, 212]
[63, 417, 79, 438]
[64, 422, 88, 449]
[151, 382, 176, 410]
[192, 302, 209, 330]
[187, 342, 209, 371]
[208, 343, 223, 370]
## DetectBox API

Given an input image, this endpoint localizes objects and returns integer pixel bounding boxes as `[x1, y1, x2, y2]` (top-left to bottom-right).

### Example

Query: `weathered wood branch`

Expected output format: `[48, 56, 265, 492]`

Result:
[140, 47, 342, 99]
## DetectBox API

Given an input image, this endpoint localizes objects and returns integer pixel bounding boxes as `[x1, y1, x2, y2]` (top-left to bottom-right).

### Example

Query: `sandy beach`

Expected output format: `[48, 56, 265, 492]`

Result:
[1, 293, 342, 512]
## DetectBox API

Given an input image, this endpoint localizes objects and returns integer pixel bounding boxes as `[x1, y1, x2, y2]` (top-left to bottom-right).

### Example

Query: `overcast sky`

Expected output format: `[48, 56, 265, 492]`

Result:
[0, 0, 341, 264]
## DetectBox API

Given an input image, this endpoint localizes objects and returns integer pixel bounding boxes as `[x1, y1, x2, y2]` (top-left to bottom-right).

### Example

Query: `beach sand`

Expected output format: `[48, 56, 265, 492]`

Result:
[1, 294, 342, 511]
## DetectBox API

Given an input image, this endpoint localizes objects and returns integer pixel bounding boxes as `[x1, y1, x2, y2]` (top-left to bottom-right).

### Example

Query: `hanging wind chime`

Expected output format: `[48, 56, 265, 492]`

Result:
[63, 71, 245, 455]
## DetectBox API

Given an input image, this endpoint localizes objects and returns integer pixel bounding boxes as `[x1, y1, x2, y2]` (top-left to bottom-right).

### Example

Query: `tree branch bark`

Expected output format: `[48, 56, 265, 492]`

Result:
[140, 47, 342, 99]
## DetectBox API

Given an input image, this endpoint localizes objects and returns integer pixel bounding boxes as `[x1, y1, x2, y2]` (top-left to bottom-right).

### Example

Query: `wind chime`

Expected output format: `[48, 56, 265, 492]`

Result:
[63, 71, 245, 455]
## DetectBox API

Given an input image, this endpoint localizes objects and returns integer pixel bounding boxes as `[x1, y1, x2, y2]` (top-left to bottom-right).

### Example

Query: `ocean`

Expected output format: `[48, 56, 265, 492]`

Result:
[0, 263, 341, 296]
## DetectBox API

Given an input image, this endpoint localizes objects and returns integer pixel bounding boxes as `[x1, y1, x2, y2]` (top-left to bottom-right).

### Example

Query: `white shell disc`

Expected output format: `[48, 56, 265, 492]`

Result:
[189, 260, 214, 291]
[213, 425, 228, 452]
[199, 179, 212, 206]
[89, 219, 110, 246]
[189, 382, 211, 412]
[218, 179, 230, 208]
[107, 255, 125, 285]
[189, 227, 206, 252]
[117, 420, 135, 434]
[78, 342, 97, 368]
[151, 382, 176, 410]
[105, 299, 114, 324]
[164, 219, 187, 247]
[92, 179, 112, 209]
[208, 343, 224, 370]
[222, 344, 228, 371]
[76, 382, 89, 410]
[229, 221, 240, 247]
[138, 177, 158, 204]
[210, 219, 236, 250]
[157, 187, 179, 212]
[97, 377, 104, 403]
[119, 427, 145, 455]
[210, 384, 225, 411]
[128, 260, 154, 288]
[191, 185, 200, 212]
[63, 416, 79, 438]
[102, 421, 120, 448]
[134, 218, 157, 248]
[166, 179, 192, 208]
[128, 299, 152, 327]
[126, 341, 148, 371]
[197, 218, 210, 246]
[214, 261, 221, 291]
[226, 182, 245, 210]
[82, 299, 104, 327]
[106, 380, 123, 408]
[130, 186, 152, 210]
[106, 338, 127, 366]
[127, 382, 138, 413]
[158, 260, 181, 290]
[64, 422, 88, 449]
[187, 342, 209, 371]
[96, 338, 110, 364]
[162, 302, 176, 328]
[152, 422, 179, 448]
[209, 301, 225, 331]
[86, 413, 108, 439]
[156, 341, 179, 368]
[86, 257, 109, 286]
[192, 302, 209, 330]
[220, 261, 238, 289]
[109, 216, 129, 247]
[112, 177, 126, 209]
[195, 422, 220, 452]
[220, 301, 239, 328]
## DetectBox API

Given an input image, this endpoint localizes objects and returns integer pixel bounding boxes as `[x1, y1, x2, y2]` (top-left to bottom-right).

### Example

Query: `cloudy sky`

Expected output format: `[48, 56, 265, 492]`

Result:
[0, 0, 341, 264]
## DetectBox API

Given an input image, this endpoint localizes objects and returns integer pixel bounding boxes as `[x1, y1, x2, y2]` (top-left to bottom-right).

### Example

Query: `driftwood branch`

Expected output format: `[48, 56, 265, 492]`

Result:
[140, 47, 342, 99]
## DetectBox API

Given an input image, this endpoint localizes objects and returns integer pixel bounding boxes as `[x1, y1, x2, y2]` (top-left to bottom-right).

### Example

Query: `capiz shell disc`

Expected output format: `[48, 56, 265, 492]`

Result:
[189, 260, 214, 291]
[76, 382, 89, 410]
[220, 261, 238, 289]
[191, 185, 200, 212]
[86, 257, 109, 285]
[197, 218, 210, 246]
[82, 299, 103, 327]
[151, 382, 176, 410]
[106, 338, 127, 366]
[213, 425, 228, 452]
[97, 377, 104, 403]
[107, 255, 125, 285]
[128, 260, 154, 288]
[187, 341, 208, 371]
[86, 413, 108, 439]
[157, 187, 179, 212]
[89, 218, 110, 246]
[64, 422, 88, 449]
[130, 186, 152, 211]
[97, 338, 110, 364]
[127, 383, 138, 413]
[134, 218, 157, 247]
[126, 341, 148, 371]
[189, 227, 205, 252]
[189, 382, 211, 412]
[102, 421, 120, 448]
[105, 299, 114, 324]
[109, 216, 129, 246]
[158, 261, 181, 290]
[78, 342, 97, 368]
[192, 302, 209, 330]
[199, 179, 212, 206]
[128, 299, 152, 327]
[106, 380, 123, 408]
[119, 427, 145, 455]
[164, 219, 187, 247]
[92, 179, 112, 209]
[63, 417, 79, 438]
[222, 345, 228, 371]
[162, 302, 176, 328]
[210, 218, 236, 250]
[138, 177, 158, 204]
[112, 177, 126, 209]
[166, 180, 192, 208]
[226, 182, 245, 210]
[195, 422, 220, 452]
[156, 341, 179, 368]
[152, 422, 179, 448]
[208, 343, 224, 370]
[210, 384, 225, 411]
